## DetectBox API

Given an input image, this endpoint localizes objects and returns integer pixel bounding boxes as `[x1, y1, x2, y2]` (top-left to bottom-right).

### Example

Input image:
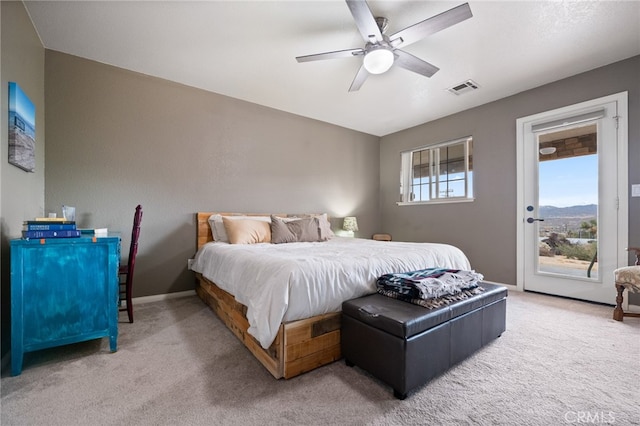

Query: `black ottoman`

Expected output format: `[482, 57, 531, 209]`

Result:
[341, 283, 507, 399]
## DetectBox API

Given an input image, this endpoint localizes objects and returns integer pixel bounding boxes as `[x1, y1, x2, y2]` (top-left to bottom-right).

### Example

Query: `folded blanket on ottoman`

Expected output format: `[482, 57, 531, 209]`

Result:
[377, 268, 485, 309]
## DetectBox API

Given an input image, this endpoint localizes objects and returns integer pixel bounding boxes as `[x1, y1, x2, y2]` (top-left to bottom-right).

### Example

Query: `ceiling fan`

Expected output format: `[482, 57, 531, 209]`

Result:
[296, 0, 473, 92]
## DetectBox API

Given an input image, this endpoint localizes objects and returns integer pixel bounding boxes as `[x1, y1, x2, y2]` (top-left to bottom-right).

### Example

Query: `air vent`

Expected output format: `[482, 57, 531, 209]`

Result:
[447, 79, 480, 95]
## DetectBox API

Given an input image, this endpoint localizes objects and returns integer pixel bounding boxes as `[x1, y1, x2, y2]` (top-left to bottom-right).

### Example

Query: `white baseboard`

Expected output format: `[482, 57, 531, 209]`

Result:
[132, 290, 196, 305]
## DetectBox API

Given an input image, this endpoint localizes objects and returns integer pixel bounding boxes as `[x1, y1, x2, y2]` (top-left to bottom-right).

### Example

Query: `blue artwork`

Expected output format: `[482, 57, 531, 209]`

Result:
[8, 82, 36, 172]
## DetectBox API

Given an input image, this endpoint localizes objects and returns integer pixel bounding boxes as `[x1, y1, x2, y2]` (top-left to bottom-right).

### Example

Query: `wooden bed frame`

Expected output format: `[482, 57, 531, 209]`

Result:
[194, 212, 342, 379]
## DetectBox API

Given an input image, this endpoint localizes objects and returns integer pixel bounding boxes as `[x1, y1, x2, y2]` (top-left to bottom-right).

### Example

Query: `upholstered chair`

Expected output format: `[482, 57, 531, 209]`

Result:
[613, 247, 640, 321]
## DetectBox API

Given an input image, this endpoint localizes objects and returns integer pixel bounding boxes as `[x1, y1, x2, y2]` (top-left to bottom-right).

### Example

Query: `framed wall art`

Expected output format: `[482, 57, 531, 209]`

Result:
[8, 82, 36, 172]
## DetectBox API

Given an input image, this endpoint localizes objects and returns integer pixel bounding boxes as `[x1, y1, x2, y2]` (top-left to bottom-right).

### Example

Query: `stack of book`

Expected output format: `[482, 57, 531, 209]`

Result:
[22, 217, 81, 239]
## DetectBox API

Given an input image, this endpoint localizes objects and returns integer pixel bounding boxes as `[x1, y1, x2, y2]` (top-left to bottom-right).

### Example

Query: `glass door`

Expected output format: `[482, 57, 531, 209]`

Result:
[517, 94, 628, 304]
[535, 124, 600, 280]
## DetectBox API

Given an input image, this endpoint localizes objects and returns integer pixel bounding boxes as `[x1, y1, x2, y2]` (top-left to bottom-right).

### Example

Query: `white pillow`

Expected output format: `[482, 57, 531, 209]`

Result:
[208, 214, 271, 243]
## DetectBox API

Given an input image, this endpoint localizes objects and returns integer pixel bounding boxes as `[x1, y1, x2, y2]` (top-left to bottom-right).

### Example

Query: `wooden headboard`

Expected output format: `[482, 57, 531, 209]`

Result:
[196, 212, 215, 249]
[196, 212, 299, 250]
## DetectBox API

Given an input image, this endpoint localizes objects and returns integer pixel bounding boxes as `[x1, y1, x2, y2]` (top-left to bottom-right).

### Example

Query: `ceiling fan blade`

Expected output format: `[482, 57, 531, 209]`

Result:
[394, 50, 439, 78]
[390, 3, 472, 48]
[348, 65, 369, 92]
[346, 0, 383, 43]
[296, 48, 364, 63]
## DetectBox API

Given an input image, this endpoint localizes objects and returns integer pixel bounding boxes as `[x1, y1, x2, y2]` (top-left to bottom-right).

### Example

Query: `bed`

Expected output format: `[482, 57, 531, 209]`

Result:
[191, 212, 472, 379]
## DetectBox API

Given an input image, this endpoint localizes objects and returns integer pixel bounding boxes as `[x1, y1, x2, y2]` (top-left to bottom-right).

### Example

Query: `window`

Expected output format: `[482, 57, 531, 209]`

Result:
[399, 137, 474, 205]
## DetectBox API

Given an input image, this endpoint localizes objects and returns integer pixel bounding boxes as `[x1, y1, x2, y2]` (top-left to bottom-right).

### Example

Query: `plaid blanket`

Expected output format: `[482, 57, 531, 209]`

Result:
[376, 268, 484, 301]
[378, 286, 486, 309]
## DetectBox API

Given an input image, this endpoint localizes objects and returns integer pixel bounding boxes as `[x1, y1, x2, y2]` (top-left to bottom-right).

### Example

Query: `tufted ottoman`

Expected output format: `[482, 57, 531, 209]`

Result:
[341, 283, 507, 399]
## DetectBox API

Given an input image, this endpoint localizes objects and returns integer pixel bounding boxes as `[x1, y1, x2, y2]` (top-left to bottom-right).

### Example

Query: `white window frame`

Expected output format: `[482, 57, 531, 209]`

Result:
[398, 136, 474, 206]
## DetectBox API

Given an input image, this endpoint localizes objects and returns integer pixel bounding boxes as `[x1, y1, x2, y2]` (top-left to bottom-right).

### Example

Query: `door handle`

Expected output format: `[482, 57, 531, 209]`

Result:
[526, 218, 544, 223]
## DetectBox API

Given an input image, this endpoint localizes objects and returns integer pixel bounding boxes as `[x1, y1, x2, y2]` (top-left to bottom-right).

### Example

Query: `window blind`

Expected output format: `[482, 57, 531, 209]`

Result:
[531, 109, 605, 133]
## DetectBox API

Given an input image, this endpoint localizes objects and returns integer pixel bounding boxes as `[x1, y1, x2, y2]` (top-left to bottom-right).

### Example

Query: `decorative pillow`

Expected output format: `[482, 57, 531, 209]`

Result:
[270, 216, 298, 243]
[221, 217, 271, 244]
[294, 213, 334, 240]
[208, 214, 271, 242]
[295, 218, 324, 242]
[315, 213, 335, 240]
[270, 215, 328, 243]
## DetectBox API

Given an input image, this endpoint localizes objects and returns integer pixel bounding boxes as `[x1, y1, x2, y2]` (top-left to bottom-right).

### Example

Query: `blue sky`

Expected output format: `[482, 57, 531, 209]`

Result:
[9, 82, 35, 127]
[538, 155, 597, 207]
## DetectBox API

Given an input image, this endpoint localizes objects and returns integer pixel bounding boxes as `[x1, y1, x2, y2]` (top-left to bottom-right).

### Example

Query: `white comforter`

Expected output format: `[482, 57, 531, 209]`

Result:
[190, 237, 471, 349]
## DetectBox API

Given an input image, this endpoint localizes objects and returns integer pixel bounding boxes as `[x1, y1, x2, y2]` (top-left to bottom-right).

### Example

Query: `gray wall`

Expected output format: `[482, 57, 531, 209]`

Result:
[3, 0, 638, 365]
[44, 51, 381, 298]
[1, 1, 46, 359]
[380, 55, 640, 286]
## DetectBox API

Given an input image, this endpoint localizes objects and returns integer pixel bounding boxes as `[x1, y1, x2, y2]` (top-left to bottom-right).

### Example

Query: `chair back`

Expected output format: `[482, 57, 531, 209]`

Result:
[126, 205, 143, 282]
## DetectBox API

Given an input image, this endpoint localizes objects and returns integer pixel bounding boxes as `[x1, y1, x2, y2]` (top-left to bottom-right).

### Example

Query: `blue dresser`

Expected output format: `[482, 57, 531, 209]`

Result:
[10, 235, 120, 375]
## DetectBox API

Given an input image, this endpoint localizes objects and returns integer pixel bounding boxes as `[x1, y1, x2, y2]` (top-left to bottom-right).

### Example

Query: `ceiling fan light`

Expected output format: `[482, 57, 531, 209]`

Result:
[363, 48, 394, 74]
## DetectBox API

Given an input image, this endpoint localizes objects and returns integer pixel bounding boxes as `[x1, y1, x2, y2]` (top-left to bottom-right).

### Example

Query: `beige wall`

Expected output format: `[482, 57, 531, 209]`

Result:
[44, 51, 381, 299]
[1, 1, 46, 359]
[380, 56, 640, 286]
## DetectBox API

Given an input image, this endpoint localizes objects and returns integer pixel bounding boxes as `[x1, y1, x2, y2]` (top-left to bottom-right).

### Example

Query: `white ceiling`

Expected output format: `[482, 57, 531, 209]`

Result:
[24, 1, 640, 137]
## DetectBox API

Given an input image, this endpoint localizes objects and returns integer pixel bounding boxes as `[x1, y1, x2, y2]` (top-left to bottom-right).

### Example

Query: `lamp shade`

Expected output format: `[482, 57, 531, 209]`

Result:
[363, 48, 394, 74]
[343, 216, 359, 232]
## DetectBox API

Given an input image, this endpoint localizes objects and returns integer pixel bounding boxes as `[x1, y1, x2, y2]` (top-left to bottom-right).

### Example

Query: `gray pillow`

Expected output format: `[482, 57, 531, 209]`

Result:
[290, 217, 322, 242]
[270, 215, 298, 243]
[316, 216, 333, 241]
[270, 215, 324, 244]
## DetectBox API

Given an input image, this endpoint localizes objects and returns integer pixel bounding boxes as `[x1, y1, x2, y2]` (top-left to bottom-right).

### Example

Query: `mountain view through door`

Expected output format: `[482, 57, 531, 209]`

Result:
[537, 124, 599, 280]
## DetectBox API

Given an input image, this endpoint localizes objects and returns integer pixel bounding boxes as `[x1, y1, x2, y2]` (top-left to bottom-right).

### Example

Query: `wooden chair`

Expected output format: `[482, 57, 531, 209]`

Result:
[119, 205, 142, 323]
[613, 247, 640, 321]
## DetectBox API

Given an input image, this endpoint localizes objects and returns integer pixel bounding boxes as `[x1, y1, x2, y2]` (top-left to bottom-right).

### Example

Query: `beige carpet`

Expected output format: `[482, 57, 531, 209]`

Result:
[1, 289, 639, 425]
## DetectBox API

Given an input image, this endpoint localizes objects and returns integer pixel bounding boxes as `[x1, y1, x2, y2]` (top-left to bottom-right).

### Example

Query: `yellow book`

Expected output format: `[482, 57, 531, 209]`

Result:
[32, 217, 73, 222]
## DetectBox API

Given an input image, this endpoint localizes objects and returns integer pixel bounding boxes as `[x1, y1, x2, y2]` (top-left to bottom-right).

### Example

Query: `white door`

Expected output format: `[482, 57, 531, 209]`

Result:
[516, 93, 628, 304]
